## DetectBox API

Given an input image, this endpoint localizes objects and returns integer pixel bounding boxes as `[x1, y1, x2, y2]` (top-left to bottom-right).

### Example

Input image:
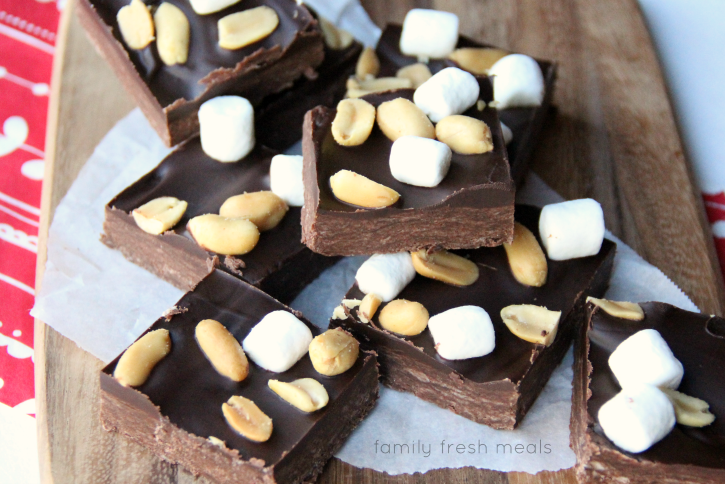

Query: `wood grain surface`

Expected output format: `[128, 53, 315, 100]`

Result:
[34, 0, 725, 483]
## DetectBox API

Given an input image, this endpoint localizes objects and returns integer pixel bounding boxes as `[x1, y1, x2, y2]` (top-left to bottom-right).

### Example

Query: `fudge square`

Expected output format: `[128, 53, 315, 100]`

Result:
[301, 79, 515, 256]
[330, 205, 616, 429]
[78, 0, 324, 146]
[571, 301, 725, 484]
[100, 270, 379, 484]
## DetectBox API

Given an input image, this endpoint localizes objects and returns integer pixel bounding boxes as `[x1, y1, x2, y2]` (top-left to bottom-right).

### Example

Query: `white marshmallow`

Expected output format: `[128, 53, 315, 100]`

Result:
[538, 199, 605, 260]
[501, 121, 513, 145]
[198, 96, 255, 163]
[413, 67, 480, 123]
[189, 0, 240, 15]
[389, 136, 452, 187]
[598, 385, 675, 453]
[270, 154, 304, 207]
[399, 9, 459, 61]
[488, 54, 545, 109]
[609, 329, 684, 390]
[355, 253, 416, 302]
[428, 306, 495, 360]
[242, 310, 313, 372]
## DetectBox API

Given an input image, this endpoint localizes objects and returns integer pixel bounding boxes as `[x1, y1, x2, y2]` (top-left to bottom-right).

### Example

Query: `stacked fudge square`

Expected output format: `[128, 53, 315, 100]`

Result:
[80, 1, 722, 483]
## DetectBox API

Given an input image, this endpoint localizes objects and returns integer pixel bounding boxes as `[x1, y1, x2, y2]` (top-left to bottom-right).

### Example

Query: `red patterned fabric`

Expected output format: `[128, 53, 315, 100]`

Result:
[0, 0, 60, 414]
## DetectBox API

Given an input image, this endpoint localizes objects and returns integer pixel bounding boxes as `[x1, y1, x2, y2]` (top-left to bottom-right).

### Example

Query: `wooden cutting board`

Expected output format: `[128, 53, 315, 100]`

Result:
[34, 0, 725, 483]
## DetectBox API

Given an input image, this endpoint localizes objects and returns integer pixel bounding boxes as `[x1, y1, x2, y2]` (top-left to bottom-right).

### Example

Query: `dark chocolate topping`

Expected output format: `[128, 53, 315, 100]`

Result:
[588, 302, 725, 468]
[345, 205, 615, 383]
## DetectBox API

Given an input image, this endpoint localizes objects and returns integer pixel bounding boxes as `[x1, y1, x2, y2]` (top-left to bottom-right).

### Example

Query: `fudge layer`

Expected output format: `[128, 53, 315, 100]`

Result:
[78, 0, 324, 146]
[101, 270, 379, 484]
[330, 205, 615, 429]
[376, 25, 557, 186]
[102, 139, 337, 303]
[302, 82, 515, 256]
[571, 302, 725, 484]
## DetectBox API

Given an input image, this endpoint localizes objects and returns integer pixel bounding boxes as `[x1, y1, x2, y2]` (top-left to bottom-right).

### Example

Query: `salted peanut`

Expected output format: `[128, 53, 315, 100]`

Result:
[435, 115, 494, 155]
[309, 328, 360, 376]
[661, 388, 716, 427]
[319, 17, 354, 50]
[356, 47, 380, 79]
[376, 98, 435, 141]
[132, 196, 187, 235]
[117, 0, 155, 50]
[219, 191, 288, 231]
[329, 170, 400, 208]
[378, 299, 429, 336]
[331, 305, 347, 320]
[411, 249, 479, 286]
[222, 396, 272, 442]
[500, 304, 561, 346]
[331, 99, 376, 146]
[114, 329, 171, 387]
[586, 297, 644, 321]
[218, 6, 279, 50]
[268, 378, 329, 413]
[448, 48, 509, 75]
[396, 63, 432, 89]
[503, 222, 547, 287]
[187, 214, 260, 255]
[358, 293, 382, 323]
[195, 319, 249, 382]
[345, 77, 412, 98]
[154, 3, 189, 65]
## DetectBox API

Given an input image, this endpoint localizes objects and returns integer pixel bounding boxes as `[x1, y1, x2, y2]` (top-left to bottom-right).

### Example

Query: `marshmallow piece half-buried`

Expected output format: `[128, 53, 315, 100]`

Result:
[428, 306, 495, 360]
[242, 310, 313, 372]
[413, 67, 480, 123]
[501, 121, 513, 145]
[199, 96, 255, 162]
[608, 329, 684, 389]
[355, 253, 416, 302]
[488, 54, 545, 109]
[270, 154, 304, 207]
[538, 198, 605, 260]
[389, 136, 452, 187]
[598, 384, 676, 453]
[399, 9, 459, 61]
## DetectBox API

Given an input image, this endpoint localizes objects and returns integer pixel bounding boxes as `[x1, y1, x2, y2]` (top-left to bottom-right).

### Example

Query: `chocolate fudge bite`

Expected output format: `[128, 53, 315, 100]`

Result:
[102, 139, 337, 303]
[78, 0, 325, 146]
[571, 301, 725, 484]
[329, 205, 615, 429]
[100, 270, 379, 484]
[376, 24, 557, 186]
[301, 80, 515, 256]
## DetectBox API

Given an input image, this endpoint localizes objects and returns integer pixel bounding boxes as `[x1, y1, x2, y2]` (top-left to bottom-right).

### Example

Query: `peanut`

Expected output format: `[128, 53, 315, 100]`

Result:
[396, 63, 432, 89]
[329, 170, 400, 208]
[331, 304, 347, 320]
[195, 319, 248, 382]
[448, 48, 509, 75]
[114, 329, 171, 387]
[154, 3, 189, 65]
[222, 396, 273, 442]
[435, 115, 494, 155]
[661, 388, 715, 427]
[318, 17, 353, 50]
[116, 0, 155, 50]
[308, 328, 359, 376]
[503, 222, 547, 287]
[187, 214, 260, 255]
[358, 293, 382, 323]
[410, 249, 479, 286]
[219, 191, 288, 231]
[345, 77, 412, 98]
[586, 297, 644, 321]
[356, 47, 380, 79]
[500, 304, 561, 346]
[378, 299, 429, 336]
[331, 98, 376, 146]
[268, 378, 329, 412]
[218, 6, 279, 50]
[376, 97, 435, 142]
[132, 196, 187, 235]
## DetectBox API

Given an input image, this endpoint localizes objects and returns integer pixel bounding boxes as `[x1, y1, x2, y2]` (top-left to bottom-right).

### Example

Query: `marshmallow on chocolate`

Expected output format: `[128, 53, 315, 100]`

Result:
[270, 154, 304, 207]
[355, 253, 416, 302]
[199, 96, 255, 163]
[598, 384, 676, 453]
[428, 306, 495, 360]
[538, 199, 605, 260]
[242, 310, 313, 372]
[399, 9, 459, 61]
[488, 54, 545, 109]
[609, 329, 684, 390]
[389, 136, 452, 187]
[413, 67, 480, 123]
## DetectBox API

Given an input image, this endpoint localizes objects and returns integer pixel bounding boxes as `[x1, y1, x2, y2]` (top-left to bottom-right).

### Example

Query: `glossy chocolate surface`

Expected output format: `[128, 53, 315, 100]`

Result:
[587, 302, 725, 468]
[343, 205, 615, 383]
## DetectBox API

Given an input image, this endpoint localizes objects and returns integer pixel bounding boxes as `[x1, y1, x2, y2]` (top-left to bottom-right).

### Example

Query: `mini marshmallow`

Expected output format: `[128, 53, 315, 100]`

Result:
[598, 385, 675, 453]
[355, 253, 416, 302]
[609, 329, 684, 389]
[199, 96, 255, 163]
[538, 199, 605, 260]
[501, 121, 513, 145]
[413, 67, 480, 123]
[399, 9, 459, 61]
[488, 54, 545, 109]
[428, 306, 495, 360]
[242, 310, 313, 372]
[389, 136, 452, 187]
[189, 0, 240, 15]
[270, 154, 304, 207]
